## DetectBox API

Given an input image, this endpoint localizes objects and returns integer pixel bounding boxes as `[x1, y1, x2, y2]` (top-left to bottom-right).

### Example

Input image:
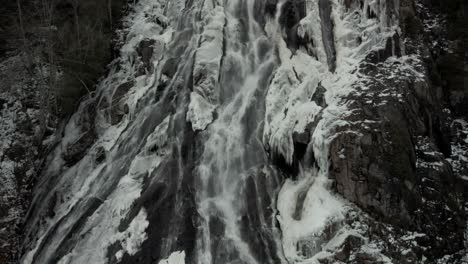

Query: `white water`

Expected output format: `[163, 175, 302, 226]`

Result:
[195, 1, 280, 263]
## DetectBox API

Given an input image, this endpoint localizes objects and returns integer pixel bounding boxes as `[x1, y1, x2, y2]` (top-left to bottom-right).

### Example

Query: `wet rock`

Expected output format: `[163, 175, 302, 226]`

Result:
[63, 102, 97, 166]
[161, 58, 179, 78]
[63, 130, 96, 167]
[110, 81, 134, 125]
[239, 168, 284, 264]
[46, 192, 57, 218]
[95, 146, 106, 163]
[137, 39, 156, 74]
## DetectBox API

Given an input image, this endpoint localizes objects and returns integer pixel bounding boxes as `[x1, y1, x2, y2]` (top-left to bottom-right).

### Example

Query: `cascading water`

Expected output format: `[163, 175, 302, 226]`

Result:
[19, 0, 404, 263]
[195, 1, 281, 263]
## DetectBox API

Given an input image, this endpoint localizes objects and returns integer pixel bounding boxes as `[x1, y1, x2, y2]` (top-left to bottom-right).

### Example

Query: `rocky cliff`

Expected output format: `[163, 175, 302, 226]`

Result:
[0, 0, 466, 263]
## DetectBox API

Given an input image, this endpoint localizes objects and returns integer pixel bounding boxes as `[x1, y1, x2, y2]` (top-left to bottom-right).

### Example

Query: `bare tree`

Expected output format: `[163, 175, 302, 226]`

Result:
[71, 0, 81, 57]
[16, 0, 27, 48]
[108, 0, 113, 31]
[35, 0, 58, 137]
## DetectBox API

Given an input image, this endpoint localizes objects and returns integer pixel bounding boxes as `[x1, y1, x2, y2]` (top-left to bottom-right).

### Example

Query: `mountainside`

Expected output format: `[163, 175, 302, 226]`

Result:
[0, 0, 466, 263]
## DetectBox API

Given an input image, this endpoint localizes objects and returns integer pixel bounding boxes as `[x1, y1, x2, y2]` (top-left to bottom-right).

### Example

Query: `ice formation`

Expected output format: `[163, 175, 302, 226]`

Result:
[19, 0, 464, 263]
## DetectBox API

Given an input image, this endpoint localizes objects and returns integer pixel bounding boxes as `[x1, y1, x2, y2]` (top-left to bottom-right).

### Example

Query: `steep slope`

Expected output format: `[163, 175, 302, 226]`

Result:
[19, 0, 466, 263]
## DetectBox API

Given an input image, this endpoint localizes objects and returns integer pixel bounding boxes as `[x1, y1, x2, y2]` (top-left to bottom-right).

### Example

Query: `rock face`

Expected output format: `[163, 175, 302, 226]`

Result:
[11, 0, 467, 264]
[328, 57, 465, 258]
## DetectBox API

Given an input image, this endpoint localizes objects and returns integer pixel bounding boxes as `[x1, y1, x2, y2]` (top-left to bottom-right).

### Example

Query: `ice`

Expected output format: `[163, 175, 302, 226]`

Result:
[263, 38, 325, 164]
[120, 0, 168, 59]
[187, 92, 217, 131]
[158, 251, 186, 264]
[268, 0, 402, 262]
[188, 5, 226, 131]
[277, 169, 346, 262]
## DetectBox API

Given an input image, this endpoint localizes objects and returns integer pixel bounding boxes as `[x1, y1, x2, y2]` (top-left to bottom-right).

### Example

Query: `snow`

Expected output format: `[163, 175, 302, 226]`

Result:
[158, 251, 186, 264]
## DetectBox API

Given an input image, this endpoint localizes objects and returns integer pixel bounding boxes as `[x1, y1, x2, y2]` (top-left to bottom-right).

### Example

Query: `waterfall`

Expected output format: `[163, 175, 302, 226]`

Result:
[19, 0, 404, 263]
[195, 1, 281, 263]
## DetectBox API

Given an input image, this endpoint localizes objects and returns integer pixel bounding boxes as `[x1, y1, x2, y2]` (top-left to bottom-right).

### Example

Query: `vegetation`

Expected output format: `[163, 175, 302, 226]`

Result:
[2, 0, 128, 116]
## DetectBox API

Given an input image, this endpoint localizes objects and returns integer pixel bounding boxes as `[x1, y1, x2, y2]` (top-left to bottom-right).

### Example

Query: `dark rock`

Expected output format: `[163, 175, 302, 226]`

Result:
[279, 0, 306, 51]
[353, 250, 381, 264]
[253, 0, 279, 26]
[63, 130, 96, 166]
[46, 193, 57, 218]
[365, 32, 402, 64]
[312, 83, 327, 108]
[0, 98, 6, 111]
[5, 141, 27, 162]
[319, 0, 337, 72]
[239, 169, 284, 264]
[137, 39, 156, 73]
[328, 50, 465, 259]
[265, 0, 278, 17]
[117, 119, 199, 264]
[0, 203, 8, 218]
[161, 58, 179, 78]
[95, 146, 106, 163]
[110, 81, 134, 125]
[63, 102, 97, 166]
[334, 234, 364, 261]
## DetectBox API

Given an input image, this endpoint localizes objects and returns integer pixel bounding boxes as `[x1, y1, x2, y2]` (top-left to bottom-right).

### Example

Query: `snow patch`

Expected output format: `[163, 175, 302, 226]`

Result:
[158, 251, 186, 264]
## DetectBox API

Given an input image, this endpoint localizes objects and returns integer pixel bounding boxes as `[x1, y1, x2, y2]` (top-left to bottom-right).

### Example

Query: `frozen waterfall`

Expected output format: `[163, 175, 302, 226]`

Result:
[20, 0, 403, 263]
